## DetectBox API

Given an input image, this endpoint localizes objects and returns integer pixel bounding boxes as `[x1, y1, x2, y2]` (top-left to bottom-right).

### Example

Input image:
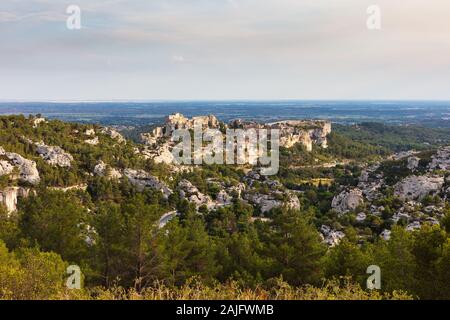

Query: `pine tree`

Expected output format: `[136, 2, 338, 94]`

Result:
[267, 209, 326, 286]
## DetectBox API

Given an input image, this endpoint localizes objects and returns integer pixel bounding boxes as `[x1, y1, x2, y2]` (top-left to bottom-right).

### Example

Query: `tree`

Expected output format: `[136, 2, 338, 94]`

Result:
[15, 246, 68, 299]
[441, 207, 450, 233]
[410, 224, 446, 299]
[325, 238, 372, 286]
[435, 238, 450, 299]
[18, 189, 91, 264]
[92, 201, 126, 287]
[266, 209, 326, 286]
[120, 194, 164, 291]
[215, 227, 268, 286]
[0, 207, 21, 249]
[0, 240, 68, 299]
[159, 216, 218, 286]
[372, 226, 416, 294]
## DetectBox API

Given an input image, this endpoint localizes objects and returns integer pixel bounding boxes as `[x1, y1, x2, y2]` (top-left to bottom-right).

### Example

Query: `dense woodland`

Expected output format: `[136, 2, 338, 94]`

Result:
[1, 115, 450, 300]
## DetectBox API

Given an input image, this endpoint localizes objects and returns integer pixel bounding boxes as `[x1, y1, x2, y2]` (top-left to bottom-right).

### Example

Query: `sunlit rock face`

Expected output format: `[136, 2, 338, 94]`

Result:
[84, 136, 99, 145]
[142, 114, 331, 154]
[93, 161, 122, 180]
[0, 187, 31, 213]
[0, 147, 40, 185]
[332, 188, 364, 214]
[140, 143, 175, 165]
[123, 169, 172, 198]
[266, 120, 331, 151]
[0, 161, 14, 176]
[407, 156, 420, 171]
[35, 143, 73, 168]
[244, 191, 300, 213]
[140, 114, 221, 162]
[394, 175, 444, 201]
[380, 229, 391, 241]
[177, 179, 214, 209]
[32, 117, 46, 128]
[320, 225, 345, 247]
[357, 164, 384, 201]
[279, 131, 313, 151]
[429, 146, 450, 171]
[148, 113, 220, 140]
[137, 114, 332, 179]
[100, 127, 126, 143]
[191, 115, 220, 130]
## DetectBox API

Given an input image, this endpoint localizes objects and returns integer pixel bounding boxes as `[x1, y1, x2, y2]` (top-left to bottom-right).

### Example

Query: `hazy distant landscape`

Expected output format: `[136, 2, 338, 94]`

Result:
[2, 101, 450, 127]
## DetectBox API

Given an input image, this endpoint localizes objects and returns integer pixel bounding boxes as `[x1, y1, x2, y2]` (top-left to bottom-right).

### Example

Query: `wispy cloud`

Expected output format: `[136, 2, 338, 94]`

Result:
[0, 10, 65, 22]
[1, 0, 450, 100]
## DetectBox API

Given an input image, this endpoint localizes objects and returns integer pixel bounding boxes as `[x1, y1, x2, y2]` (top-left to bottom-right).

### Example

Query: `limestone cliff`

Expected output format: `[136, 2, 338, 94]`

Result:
[143, 113, 220, 143]
[0, 187, 31, 213]
[268, 120, 331, 151]
[141, 113, 331, 153]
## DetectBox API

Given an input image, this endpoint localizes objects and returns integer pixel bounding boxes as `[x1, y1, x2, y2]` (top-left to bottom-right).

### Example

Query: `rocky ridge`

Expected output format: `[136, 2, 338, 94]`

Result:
[140, 113, 332, 167]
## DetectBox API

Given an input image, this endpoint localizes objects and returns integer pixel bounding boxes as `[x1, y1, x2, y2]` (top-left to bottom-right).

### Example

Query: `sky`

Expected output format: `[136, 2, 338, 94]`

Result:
[1, 0, 450, 101]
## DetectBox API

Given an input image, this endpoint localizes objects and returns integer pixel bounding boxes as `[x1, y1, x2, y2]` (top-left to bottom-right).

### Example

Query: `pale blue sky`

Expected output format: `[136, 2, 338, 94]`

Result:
[1, 0, 450, 100]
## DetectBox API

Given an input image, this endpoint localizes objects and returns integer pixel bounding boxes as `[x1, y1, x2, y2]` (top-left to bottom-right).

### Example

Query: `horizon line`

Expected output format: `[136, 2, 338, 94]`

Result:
[2, 99, 450, 103]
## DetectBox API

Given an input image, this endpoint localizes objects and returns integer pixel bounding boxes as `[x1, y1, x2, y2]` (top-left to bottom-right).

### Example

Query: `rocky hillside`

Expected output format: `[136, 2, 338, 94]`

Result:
[329, 147, 450, 242]
[2, 114, 450, 299]
[1, 113, 315, 215]
[2, 113, 450, 244]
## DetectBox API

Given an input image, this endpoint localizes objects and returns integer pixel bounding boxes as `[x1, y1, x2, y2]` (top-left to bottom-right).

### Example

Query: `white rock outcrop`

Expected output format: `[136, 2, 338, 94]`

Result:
[429, 146, 450, 171]
[84, 129, 96, 136]
[380, 229, 391, 241]
[392, 212, 411, 224]
[0, 161, 14, 176]
[100, 127, 126, 143]
[140, 113, 220, 165]
[228, 183, 246, 199]
[332, 188, 364, 214]
[391, 150, 419, 161]
[35, 143, 73, 167]
[216, 190, 233, 206]
[93, 161, 122, 180]
[124, 169, 172, 198]
[178, 179, 214, 208]
[394, 175, 444, 201]
[280, 132, 313, 150]
[32, 117, 46, 128]
[406, 221, 421, 232]
[244, 192, 300, 213]
[286, 193, 301, 210]
[140, 133, 158, 146]
[407, 156, 420, 171]
[0, 147, 40, 185]
[269, 120, 331, 151]
[231, 119, 331, 152]
[149, 144, 175, 165]
[84, 136, 99, 145]
[356, 212, 367, 222]
[148, 113, 220, 141]
[320, 225, 345, 247]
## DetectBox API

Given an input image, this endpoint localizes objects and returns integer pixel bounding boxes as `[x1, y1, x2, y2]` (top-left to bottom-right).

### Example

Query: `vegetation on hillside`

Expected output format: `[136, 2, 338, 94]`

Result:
[2, 115, 450, 300]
